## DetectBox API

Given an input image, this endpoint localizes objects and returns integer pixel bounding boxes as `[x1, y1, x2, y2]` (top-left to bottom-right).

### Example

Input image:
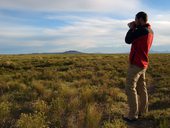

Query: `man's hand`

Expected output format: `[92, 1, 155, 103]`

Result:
[128, 21, 136, 29]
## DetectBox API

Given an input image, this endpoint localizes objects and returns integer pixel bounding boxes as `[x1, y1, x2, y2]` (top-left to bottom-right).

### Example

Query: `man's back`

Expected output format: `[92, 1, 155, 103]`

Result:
[125, 23, 154, 68]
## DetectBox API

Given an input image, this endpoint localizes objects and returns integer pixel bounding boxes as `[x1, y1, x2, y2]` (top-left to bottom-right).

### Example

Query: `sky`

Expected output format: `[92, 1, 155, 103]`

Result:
[0, 0, 170, 54]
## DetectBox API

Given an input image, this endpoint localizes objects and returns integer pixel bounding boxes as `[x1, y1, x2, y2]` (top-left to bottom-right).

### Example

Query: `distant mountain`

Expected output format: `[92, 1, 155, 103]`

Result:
[63, 50, 84, 54]
[30, 50, 84, 55]
[26, 50, 170, 55]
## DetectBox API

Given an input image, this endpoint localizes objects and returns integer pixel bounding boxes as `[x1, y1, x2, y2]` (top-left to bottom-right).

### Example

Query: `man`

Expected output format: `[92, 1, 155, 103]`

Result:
[123, 11, 154, 122]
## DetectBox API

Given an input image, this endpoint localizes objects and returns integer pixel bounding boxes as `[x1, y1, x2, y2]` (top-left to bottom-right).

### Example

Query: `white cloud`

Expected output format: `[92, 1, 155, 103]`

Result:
[0, 15, 130, 52]
[154, 14, 170, 21]
[0, 0, 140, 13]
[43, 17, 129, 48]
[150, 13, 170, 46]
[0, 0, 170, 54]
[0, 27, 41, 38]
[1, 14, 170, 53]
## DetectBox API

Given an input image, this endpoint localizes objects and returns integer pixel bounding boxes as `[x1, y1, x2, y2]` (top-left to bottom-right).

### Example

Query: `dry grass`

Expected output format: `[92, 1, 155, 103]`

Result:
[0, 54, 169, 128]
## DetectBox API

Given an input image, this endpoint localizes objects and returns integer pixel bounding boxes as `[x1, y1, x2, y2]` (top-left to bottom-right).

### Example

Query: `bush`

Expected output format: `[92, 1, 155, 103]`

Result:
[0, 101, 11, 123]
[33, 99, 49, 114]
[32, 80, 45, 95]
[102, 119, 127, 128]
[1, 61, 19, 69]
[16, 112, 48, 128]
[59, 83, 78, 99]
[48, 97, 67, 127]
[80, 86, 95, 106]
[159, 118, 169, 128]
[84, 104, 102, 128]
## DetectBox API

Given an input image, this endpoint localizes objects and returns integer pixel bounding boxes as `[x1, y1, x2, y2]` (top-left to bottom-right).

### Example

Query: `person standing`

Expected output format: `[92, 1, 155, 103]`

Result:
[123, 11, 154, 122]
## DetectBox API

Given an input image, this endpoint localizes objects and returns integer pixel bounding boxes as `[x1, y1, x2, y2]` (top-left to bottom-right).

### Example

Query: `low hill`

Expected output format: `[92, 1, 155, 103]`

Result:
[63, 50, 84, 54]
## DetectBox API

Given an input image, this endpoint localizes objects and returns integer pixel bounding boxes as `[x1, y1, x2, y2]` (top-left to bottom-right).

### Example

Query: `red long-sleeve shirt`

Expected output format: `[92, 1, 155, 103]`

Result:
[125, 23, 154, 68]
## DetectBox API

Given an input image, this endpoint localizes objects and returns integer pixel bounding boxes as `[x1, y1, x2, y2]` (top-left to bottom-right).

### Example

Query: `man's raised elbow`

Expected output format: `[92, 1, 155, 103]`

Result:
[125, 39, 132, 44]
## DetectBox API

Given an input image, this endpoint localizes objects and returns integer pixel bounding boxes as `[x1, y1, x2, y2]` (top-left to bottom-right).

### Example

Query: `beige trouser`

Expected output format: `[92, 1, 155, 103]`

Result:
[125, 64, 148, 119]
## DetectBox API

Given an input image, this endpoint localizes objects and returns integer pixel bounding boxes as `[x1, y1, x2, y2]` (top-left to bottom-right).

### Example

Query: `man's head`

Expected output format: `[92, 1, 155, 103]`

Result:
[135, 11, 148, 26]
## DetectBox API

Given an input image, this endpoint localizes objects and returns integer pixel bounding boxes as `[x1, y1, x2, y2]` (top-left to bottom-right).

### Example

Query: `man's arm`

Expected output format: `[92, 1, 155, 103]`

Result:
[125, 27, 149, 44]
[125, 29, 135, 44]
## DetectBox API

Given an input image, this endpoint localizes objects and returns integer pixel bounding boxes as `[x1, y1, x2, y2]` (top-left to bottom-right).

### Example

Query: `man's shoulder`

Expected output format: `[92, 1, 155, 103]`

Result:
[133, 27, 149, 38]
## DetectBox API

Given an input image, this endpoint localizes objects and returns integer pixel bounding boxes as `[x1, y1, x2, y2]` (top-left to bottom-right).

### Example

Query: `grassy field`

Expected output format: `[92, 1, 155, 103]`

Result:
[0, 53, 169, 128]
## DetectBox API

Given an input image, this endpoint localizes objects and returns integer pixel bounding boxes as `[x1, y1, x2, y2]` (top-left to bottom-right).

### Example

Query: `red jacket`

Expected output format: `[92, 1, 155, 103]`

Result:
[125, 23, 154, 68]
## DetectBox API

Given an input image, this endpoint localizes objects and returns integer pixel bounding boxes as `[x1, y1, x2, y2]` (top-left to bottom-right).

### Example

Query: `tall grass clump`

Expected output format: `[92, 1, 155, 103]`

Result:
[84, 104, 102, 128]
[0, 101, 11, 125]
[16, 112, 48, 128]
[102, 119, 127, 128]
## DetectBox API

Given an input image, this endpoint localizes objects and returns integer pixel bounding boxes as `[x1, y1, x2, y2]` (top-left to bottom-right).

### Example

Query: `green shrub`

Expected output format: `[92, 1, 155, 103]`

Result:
[159, 118, 169, 128]
[102, 119, 127, 128]
[16, 112, 48, 128]
[84, 104, 102, 128]
[1, 61, 18, 69]
[32, 80, 45, 95]
[0, 101, 11, 123]
[59, 83, 78, 99]
[80, 86, 95, 106]
[33, 99, 49, 114]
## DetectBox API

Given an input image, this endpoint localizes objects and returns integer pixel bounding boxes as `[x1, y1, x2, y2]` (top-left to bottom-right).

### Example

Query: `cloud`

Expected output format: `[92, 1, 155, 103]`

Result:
[0, 13, 170, 54]
[43, 17, 129, 48]
[153, 13, 170, 21]
[151, 13, 170, 46]
[0, 0, 140, 13]
[0, 14, 131, 53]
[0, 0, 170, 53]
[0, 27, 40, 38]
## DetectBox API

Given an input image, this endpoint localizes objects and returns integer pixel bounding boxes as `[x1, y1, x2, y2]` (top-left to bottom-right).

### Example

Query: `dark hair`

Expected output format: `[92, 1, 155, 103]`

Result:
[136, 11, 148, 22]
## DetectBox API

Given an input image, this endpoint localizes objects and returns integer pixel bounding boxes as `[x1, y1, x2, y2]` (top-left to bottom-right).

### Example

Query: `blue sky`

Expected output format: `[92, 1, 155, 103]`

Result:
[0, 0, 170, 54]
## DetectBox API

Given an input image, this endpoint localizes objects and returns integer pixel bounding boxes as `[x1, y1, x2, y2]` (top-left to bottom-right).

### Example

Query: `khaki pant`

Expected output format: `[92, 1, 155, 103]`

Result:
[125, 64, 148, 119]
